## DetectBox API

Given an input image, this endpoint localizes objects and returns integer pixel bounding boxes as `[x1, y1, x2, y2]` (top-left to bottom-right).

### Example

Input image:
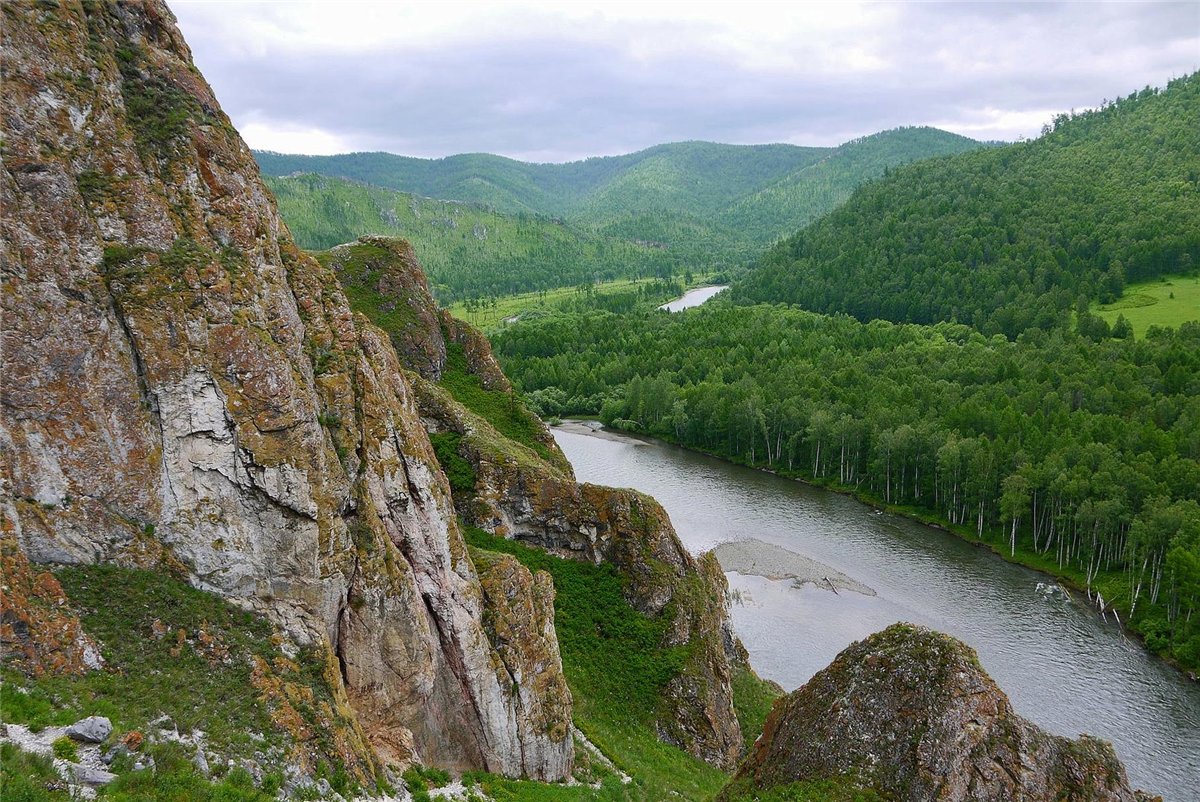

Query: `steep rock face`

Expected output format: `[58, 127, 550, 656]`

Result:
[413, 375, 745, 770]
[331, 236, 749, 767]
[722, 623, 1157, 802]
[1, 0, 569, 780]
[471, 547, 574, 782]
[319, 237, 447, 381]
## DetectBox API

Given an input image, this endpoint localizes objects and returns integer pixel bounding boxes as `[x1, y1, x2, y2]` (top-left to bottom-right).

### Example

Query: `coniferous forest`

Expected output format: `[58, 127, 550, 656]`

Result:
[733, 75, 1200, 338]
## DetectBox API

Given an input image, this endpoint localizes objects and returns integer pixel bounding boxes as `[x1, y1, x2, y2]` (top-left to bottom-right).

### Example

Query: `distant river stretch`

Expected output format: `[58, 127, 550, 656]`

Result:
[658, 285, 727, 312]
[553, 426, 1200, 801]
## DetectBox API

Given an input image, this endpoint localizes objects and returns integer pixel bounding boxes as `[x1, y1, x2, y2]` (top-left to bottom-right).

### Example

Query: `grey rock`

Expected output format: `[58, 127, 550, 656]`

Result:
[65, 716, 112, 743]
[73, 764, 118, 786]
[133, 755, 155, 772]
[194, 748, 210, 776]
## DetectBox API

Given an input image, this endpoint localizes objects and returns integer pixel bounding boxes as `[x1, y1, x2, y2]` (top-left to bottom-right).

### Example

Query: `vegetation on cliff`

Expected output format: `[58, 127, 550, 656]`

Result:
[463, 526, 778, 801]
[2, 563, 373, 800]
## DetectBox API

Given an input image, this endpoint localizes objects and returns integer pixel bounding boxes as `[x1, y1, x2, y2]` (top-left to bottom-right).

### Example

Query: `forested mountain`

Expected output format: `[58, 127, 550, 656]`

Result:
[492, 304, 1200, 670]
[265, 173, 683, 300]
[733, 73, 1200, 337]
[256, 141, 826, 219]
[258, 128, 985, 271]
[721, 127, 983, 245]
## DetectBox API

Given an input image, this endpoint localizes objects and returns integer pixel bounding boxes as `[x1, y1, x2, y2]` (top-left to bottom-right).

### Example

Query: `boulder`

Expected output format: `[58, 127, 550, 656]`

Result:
[65, 716, 112, 744]
[721, 623, 1158, 802]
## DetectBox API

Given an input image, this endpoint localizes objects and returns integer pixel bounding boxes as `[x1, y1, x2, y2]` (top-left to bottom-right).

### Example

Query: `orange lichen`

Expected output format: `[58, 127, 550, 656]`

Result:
[0, 538, 100, 676]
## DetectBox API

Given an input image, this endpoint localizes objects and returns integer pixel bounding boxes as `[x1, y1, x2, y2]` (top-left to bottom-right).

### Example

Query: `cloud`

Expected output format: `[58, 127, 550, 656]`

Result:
[169, 1, 1199, 161]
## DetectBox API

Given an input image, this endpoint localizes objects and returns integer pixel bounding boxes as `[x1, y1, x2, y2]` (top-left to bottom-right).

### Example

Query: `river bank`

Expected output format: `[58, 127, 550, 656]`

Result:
[554, 420, 1193, 680]
[550, 422, 1200, 800]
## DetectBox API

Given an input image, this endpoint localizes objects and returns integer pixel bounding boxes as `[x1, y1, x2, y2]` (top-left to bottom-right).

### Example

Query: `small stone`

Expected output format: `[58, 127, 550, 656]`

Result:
[73, 764, 118, 786]
[316, 778, 332, 796]
[65, 715, 112, 743]
[194, 748, 210, 776]
[133, 755, 155, 772]
[102, 744, 129, 765]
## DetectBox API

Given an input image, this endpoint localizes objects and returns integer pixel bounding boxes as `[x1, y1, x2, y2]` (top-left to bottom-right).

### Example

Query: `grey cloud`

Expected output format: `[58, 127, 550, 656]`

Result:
[174, 1, 1198, 161]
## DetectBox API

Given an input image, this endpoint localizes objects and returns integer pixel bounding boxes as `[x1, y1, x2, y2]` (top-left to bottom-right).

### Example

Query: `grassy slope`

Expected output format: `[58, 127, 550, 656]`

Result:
[1094, 274, 1200, 336]
[0, 565, 359, 801]
[462, 527, 734, 802]
[270, 174, 676, 302]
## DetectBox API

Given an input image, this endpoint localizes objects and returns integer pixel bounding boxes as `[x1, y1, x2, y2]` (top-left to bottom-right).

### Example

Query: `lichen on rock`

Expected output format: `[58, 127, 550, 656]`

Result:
[720, 623, 1160, 802]
[1, 0, 571, 783]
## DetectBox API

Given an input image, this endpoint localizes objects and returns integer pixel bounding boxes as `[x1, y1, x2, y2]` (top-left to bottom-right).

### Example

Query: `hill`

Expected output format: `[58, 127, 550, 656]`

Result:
[256, 129, 986, 268]
[255, 141, 826, 220]
[265, 173, 681, 301]
[731, 74, 1200, 337]
[721, 127, 984, 245]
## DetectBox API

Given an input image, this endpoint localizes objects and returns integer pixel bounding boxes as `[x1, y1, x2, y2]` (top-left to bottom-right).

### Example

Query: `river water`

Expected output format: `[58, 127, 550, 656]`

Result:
[658, 285, 727, 312]
[552, 426, 1200, 801]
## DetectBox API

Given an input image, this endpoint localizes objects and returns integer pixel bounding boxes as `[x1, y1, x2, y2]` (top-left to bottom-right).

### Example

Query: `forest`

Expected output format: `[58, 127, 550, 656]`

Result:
[267, 173, 686, 300]
[733, 74, 1200, 338]
[492, 304, 1200, 669]
[261, 127, 984, 295]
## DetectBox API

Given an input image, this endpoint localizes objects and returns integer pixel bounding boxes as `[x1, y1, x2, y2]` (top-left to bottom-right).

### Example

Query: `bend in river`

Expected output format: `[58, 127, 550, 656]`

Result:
[552, 425, 1200, 801]
[658, 284, 727, 312]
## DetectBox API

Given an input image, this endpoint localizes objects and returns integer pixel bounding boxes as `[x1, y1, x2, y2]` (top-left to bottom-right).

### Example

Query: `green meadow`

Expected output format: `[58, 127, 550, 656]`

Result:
[1095, 275, 1200, 336]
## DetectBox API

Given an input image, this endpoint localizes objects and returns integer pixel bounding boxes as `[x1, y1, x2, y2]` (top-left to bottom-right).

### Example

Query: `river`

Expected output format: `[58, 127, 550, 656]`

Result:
[552, 425, 1200, 801]
[658, 285, 727, 312]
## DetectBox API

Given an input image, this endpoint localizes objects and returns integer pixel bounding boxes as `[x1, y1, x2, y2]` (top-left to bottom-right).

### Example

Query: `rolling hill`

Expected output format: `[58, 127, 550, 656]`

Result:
[259, 128, 987, 288]
[732, 73, 1200, 337]
[265, 173, 683, 301]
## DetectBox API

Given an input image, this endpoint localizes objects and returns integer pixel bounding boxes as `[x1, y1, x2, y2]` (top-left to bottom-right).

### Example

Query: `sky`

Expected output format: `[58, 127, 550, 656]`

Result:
[170, 1, 1199, 163]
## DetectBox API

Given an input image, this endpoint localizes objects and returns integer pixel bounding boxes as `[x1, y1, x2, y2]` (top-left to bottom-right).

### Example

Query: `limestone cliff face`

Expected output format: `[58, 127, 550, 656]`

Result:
[721, 624, 1157, 802]
[322, 234, 748, 768]
[0, 0, 570, 781]
[409, 349, 746, 770]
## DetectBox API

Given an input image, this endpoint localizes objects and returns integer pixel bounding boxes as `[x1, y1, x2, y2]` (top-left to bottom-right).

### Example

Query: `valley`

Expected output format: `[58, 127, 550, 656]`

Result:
[2, 2, 1196, 801]
[553, 424, 1200, 801]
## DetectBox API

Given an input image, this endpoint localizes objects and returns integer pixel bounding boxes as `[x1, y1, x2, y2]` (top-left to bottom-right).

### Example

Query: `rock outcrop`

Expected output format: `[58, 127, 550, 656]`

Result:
[0, 538, 102, 676]
[721, 623, 1158, 802]
[1, 0, 569, 781]
[323, 237, 749, 769]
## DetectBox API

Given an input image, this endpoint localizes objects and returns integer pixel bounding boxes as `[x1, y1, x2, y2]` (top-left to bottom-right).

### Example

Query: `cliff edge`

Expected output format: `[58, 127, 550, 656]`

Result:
[1, 0, 569, 781]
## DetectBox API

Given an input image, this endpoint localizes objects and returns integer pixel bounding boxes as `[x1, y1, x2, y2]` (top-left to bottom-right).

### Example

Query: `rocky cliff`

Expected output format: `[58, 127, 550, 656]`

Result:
[1, 0, 569, 781]
[720, 623, 1158, 802]
[322, 237, 749, 769]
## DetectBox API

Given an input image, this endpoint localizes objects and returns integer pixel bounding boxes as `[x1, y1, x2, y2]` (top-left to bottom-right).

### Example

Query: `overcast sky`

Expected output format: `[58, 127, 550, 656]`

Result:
[170, 1, 1199, 163]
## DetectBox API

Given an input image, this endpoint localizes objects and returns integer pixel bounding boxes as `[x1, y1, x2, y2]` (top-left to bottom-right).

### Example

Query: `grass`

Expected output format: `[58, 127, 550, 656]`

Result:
[439, 342, 561, 465]
[0, 741, 71, 802]
[1094, 274, 1200, 336]
[717, 778, 883, 802]
[0, 565, 367, 797]
[462, 526, 729, 801]
[731, 668, 781, 754]
[448, 274, 719, 331]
